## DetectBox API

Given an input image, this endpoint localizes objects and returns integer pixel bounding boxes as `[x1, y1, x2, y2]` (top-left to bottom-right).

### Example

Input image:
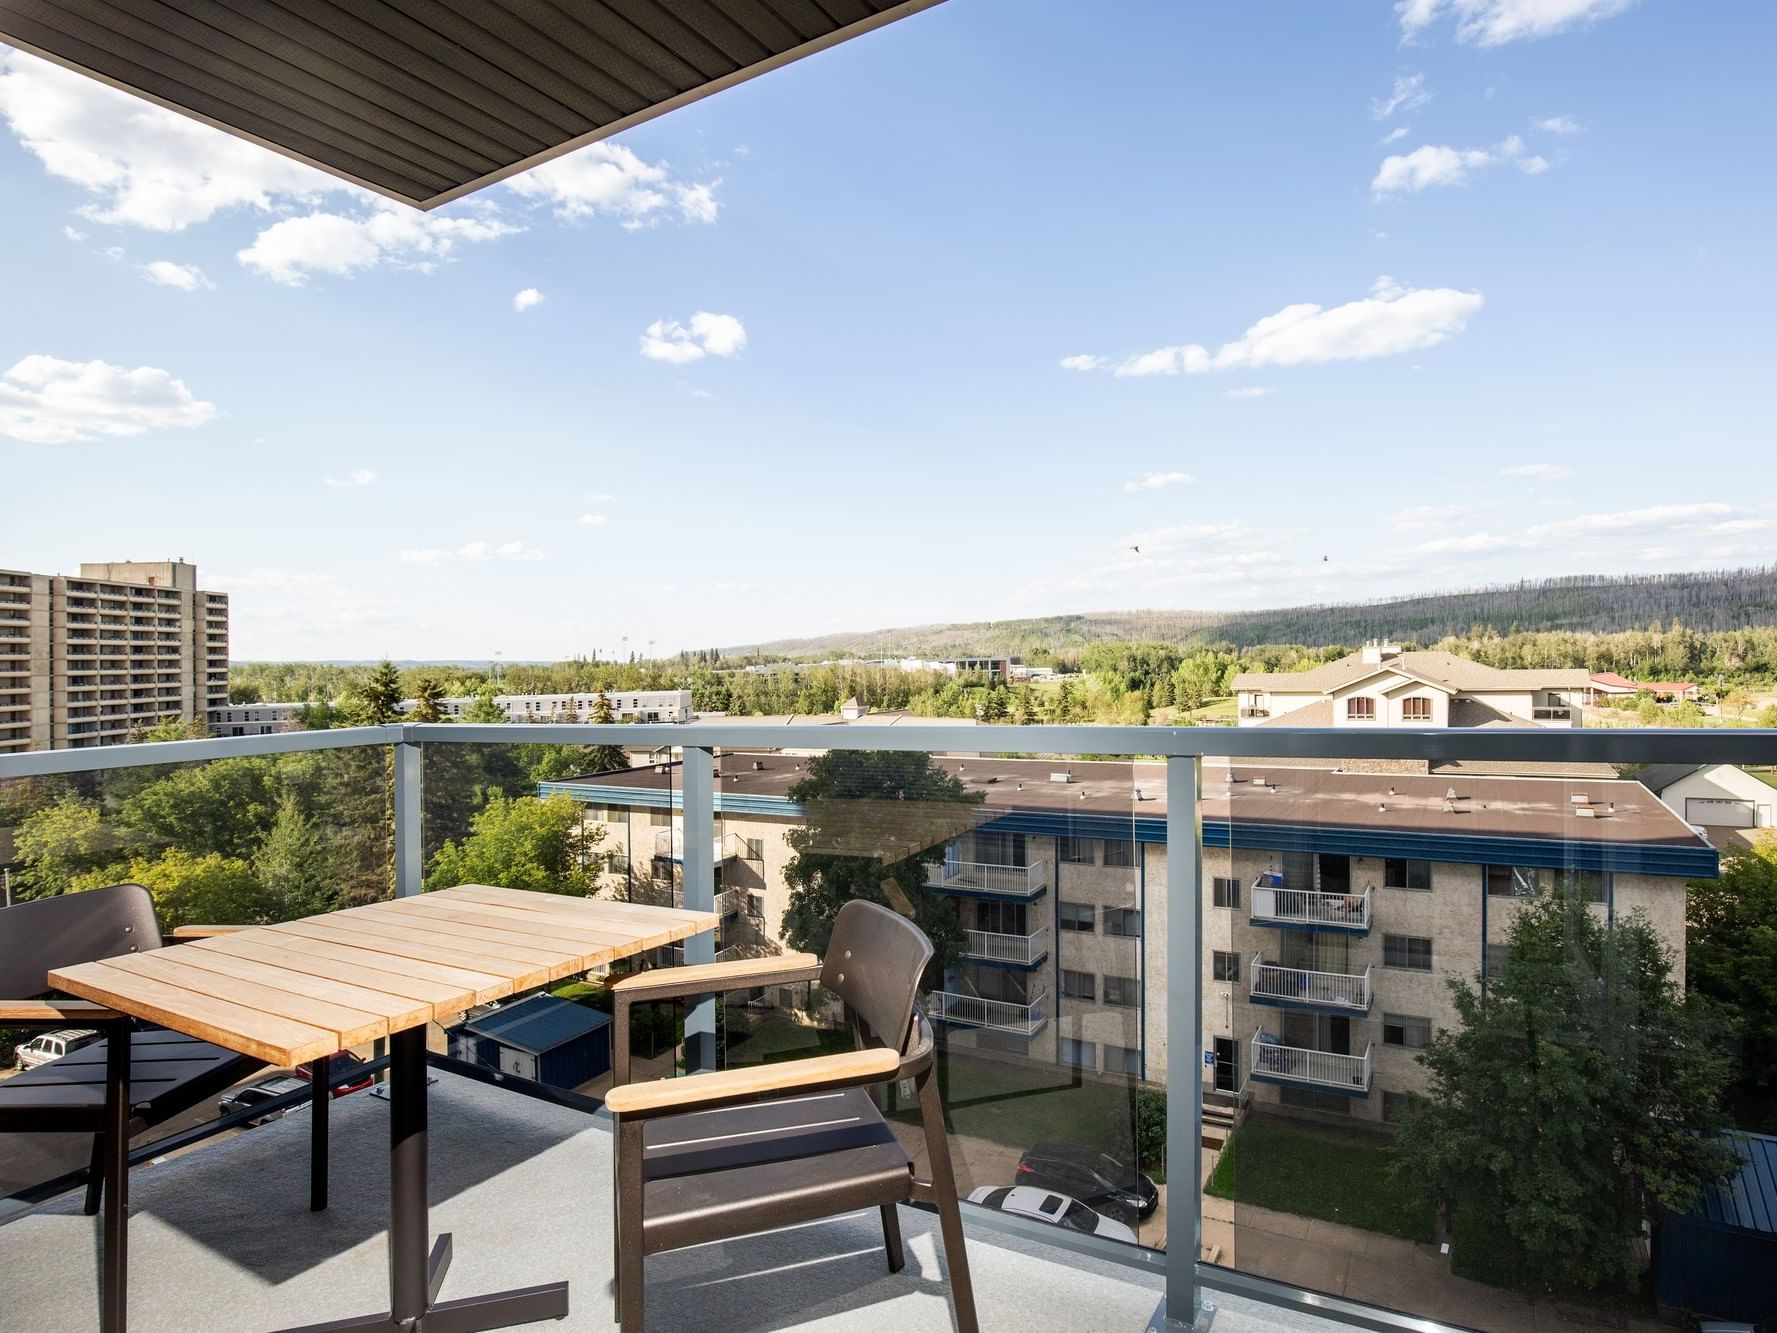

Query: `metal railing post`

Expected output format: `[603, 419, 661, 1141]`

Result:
[394, 739, 423, 898]
[682, 745, 717, 1073]
[1165, 754, 1206, 1329]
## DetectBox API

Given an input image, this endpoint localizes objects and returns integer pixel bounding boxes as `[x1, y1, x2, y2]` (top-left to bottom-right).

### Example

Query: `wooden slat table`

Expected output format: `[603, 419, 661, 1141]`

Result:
[50, 884, 716, 1333]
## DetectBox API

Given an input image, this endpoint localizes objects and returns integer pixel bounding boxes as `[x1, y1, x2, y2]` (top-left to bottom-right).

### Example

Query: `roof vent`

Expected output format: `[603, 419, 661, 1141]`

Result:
[1445, 787, 1458, 800]
[1133, 787, 1144, 801]
[1378, 803, 1387, 813]
[1570, 793, 1590, 804]
[752, 760, 764, 771]
[1050, 771, 1073, 783]
[1575, 806, 1598, 818]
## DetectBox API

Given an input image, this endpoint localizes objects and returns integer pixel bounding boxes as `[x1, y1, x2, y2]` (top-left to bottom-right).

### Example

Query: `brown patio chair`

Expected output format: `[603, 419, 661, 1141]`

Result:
[0, 883, 337, 1332]
[603, 899, 979, 1332]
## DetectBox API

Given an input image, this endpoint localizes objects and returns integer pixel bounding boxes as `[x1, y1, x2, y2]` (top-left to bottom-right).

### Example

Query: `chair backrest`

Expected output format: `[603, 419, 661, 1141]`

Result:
[0, 883, 162, 999]
[819, 899, 933, 1058]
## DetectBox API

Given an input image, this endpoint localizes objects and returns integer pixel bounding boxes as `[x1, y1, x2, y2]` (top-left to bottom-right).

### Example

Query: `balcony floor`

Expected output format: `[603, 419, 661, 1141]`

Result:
[1, 1069, 1336, 1332]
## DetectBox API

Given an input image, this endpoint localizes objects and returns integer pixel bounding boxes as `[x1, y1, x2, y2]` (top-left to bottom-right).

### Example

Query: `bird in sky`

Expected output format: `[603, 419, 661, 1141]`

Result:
[1131, 545, 1141, 555]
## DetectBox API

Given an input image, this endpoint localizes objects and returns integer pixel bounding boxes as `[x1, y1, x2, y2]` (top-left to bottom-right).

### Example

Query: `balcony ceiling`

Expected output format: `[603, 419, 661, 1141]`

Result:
[0, 0, 942, 209]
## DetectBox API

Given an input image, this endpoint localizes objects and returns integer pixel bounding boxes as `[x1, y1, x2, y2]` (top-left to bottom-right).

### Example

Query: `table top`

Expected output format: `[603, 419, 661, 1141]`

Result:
[48, 885, 717, 1068]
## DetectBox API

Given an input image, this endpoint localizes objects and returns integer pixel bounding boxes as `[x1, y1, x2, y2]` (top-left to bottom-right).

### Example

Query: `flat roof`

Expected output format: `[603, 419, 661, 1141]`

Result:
[0, 0, 944, 210]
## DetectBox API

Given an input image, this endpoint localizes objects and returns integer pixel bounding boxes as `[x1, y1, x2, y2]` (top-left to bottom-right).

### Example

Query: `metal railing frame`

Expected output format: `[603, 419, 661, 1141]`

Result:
[3, 721, 1773, 1333]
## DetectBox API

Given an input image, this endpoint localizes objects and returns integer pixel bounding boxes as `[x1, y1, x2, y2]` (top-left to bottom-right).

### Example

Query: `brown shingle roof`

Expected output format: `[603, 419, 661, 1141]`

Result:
[1233, 650, 1593, 694]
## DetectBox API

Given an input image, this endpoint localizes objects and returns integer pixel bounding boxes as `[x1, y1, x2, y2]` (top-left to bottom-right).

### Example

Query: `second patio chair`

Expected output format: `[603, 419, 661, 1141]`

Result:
[603, 898, 979, 1332]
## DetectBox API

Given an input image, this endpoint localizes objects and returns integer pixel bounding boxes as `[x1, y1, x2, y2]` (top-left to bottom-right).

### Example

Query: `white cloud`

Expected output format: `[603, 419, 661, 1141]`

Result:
[1536, 114, 1584, 135]
[512, 287, 545, 312]
[61, 224, 85, 241]
[0, 49, 334, 231]
[0, 354, 217, 443]
[1381, 126, 1410, 145]
[640, 312, 747, 363]
[1393, 504, 1468, 531]
[399, 548, 449, 564]
[1501, 462, 1571, 480]
[507, 142, 718, 227]
[584, 492, 616, 503]
[141, 259, 212, 290]
[1122, 471, 1194, 493]
[1411, 530, 1520, 555]
[237, 207, 519, 284]
[401, 540, 544, 564]
[1397, 0, 1635, 46]
[1111, 276, 1482, 377]
[1371, 73, 1431, 120]
[1059, 354, 1107, 371]
[1373, 143, 1494, 195]
[579, 514, 609, 527]
[325, 469, 377, 488]
[1530, 502, 1737, 540]
[1222, 386, 1273, 399]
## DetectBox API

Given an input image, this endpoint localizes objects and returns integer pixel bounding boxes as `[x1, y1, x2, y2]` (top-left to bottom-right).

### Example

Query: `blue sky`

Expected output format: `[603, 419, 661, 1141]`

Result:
[2, 0, 1773, 660]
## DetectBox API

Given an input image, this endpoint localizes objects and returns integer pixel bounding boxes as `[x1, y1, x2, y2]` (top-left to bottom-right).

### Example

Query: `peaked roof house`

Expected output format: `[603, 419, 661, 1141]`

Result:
[1587, 671, 1699, 701]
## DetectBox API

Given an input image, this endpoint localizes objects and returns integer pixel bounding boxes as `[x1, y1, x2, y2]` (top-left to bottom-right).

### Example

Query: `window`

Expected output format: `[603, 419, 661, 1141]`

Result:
[1384, 858, 1431, 891]
[1060, 969, 1095, 1001]
[744, 837, 764, 860]
[1104, 1044, 1141, 1077]
[1103, 907, 1141, 937]
[1103, 974, 1138, 1007]
[1486, 865, 1539, 898]
[1280, 1086, 1350, 1115]
[1346, 696, 1376, 721]
[1382, 1013, 1432, 1049]
[1102, 839, 1134, 868]
[1546, 869, 1608, 904]
[1402, 696, 1432, 721]
[1383, 935, 1433, 971]
[648, 809, 673, 827]
[1058, 901, 1096, 933]
[1058, 836, 1092, 864]
[1058, 1038, 1097, 1069]
[1212, 876, 1242, 909]
[1382, 1091, 1421, 1124]
[971, 830, 1027, 867]
[1484, 942, 1513, 977]
[1212, 950, 1241, 983]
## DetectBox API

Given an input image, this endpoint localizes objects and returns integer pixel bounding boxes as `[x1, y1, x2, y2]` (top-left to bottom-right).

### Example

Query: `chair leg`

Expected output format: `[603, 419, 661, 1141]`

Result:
[880, 1203, 906, 1274]
[616, 1119, 646, 1332]
[918, 1065, 978, 1333]
[84, 1134, 104, 1216]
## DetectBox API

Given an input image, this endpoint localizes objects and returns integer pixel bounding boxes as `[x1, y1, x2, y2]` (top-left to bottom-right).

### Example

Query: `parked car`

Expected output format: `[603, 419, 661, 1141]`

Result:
[13, 1028, 100, 1072]
[217, 1075, 310, 1126]
[965, 1185, 1138, 1244]
[295, 1051, 374, 1098]
[1014, 1142, 1159, 1224]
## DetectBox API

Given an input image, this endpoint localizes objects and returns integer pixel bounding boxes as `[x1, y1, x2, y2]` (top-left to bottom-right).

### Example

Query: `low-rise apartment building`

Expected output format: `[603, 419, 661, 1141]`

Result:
[0, 559, 227, 753]
[209, 689, 695, 735]
[543, 751, 1714, 1128]
[1233, 640, 1592, 729]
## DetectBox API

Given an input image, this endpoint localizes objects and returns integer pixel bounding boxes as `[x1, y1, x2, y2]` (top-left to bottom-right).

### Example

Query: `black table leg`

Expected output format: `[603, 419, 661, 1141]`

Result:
[311, 1052, 330, 1213]
[277, 1027, 569, 1333]
[102, 1020, 130, 1333]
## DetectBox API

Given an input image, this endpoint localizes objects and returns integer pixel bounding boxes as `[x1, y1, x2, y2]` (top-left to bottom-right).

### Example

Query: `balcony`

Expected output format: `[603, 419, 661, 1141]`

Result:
[652, 827, 744, 863]
[1249, 957, 1372, 1015]
[1532, 706, 1571, 720]
[1239, 707, 1270, 719]
[1249, 1029, 1373, 1096]
[1249, 878, 1371, 935]
[927, 857, 1050, 900]
[925, 988, 1048, 1036]
[961, 926, 1050, 968]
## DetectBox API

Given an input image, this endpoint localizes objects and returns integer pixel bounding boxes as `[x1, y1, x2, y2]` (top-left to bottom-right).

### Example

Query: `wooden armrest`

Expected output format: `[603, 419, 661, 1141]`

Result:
[604, 1047, 899, 1117]
[171, 924, 248, 939]
[607, 952, 822, 1000]
[0, 999, 126, 1023]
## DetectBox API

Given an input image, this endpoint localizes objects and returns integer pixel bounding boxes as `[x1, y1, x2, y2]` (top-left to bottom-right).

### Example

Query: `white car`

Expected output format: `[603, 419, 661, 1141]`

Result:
[965, 1184, 1138, 1244]
[14, 1029, 101, 1072]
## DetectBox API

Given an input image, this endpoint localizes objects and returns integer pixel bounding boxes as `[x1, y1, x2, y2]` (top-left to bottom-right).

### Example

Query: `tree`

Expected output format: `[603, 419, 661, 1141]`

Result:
[423, 792, 606, 896]
[584, 691, 628, 774]
[346, 659, 405, 725]
[1671, 698, 1705, 727]
[1758, 704, 1777, 729]
[71, 849, 261, 931]
[1635, 693, 1661, 725]
[408, 674, 446, 723]
[460, 686, 506, 724]
[779, 751, 982, 981]
[1011, 684, 1037, 726]
[1687, 832, 1777, 1103]
[1721, 688, 1754, 719]
[120, 755, 281, 860]
[252, 792, 346, 921]
[14, 797, 113, 898]
[1393, 886, 1736, 1292]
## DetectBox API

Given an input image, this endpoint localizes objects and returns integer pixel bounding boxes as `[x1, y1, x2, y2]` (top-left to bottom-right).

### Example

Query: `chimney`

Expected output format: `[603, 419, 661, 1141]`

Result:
[1361, 638, 1401, 665]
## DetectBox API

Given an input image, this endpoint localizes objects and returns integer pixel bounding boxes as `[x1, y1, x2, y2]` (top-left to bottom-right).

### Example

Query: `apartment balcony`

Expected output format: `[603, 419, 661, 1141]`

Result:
[961, 926, 1050, 968]
[1239, 707, 1270, 719]
[1249, 957, 1372, 1015]
[1250, 1029, 1373, 1096]
[652, 827, 744, 863]
[926, 857, 1050, 900]
[1249, 877, 1372, 935]
[925, 988, 1048, 1036]
[1532, 706, 1571, 720]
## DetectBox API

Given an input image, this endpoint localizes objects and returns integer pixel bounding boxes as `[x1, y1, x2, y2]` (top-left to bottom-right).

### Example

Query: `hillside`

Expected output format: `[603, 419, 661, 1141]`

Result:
[738, 566, 1777, 659]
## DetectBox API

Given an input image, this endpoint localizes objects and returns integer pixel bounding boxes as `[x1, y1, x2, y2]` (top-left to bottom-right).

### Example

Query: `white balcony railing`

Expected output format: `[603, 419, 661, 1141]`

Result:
[1251, 1029, 1373, 1093]
[962, 926, 1049, 966]
[653, 828, 743, 863]
[928, 857, 1050, 898]
[1249, 956, 1371, 1013]
[1250, 880, 1371, 932]
[925, 989, 1047, 1035]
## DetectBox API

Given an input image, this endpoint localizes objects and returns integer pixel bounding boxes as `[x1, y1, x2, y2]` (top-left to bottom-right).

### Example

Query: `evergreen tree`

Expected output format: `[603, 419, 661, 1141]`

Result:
[253, 792, 345, 921]
[347, 659, 405, 725]
[409, 674, 446, 723]
[585, 691, 628, 773]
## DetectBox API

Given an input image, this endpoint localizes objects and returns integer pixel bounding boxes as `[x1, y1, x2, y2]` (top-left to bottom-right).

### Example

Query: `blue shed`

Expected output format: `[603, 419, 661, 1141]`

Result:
[447, 994, 611, 1091]
[1654, 1131, 1777, 1323]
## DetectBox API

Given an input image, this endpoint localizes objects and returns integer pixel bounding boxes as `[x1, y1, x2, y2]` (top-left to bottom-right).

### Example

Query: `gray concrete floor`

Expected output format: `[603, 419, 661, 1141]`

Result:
[0, 1070, 1355, 1333]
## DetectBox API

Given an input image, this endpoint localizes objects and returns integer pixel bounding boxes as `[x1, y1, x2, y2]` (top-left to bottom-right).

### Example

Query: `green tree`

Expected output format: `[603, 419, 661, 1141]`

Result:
[1721, 688, 1754, 719]
[1671, 698, 1705, 727]
[14, 797, 113, 898]
[346, 659, 405, 726]
[1635, 693, 1661, 725]
[584, 691, 628, 773]
[408, 675, 447, 723]
[423, 792, 605, 896]
[71, 849, 261, 930]
[1011, 684, 1037, 726]
[1687, 832, 1777, 1102]
[1758, 704, 1777, 729]
[779, 751, 982, 980]
[1393, 886, 1736, 1292]
[252, 792, 346, 921]
[975, 685, 1008, 723]
[460, 686, 506, 724]
[119, 755, 281, 860]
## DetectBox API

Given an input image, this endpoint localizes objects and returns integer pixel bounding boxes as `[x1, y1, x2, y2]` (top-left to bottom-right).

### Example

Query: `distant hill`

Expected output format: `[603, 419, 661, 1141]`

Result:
[737, 566, 1777, 659]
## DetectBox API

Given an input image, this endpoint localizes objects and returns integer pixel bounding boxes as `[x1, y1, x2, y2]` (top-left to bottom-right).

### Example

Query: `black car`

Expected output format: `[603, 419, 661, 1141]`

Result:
[1014, 1142, 1159, 1224]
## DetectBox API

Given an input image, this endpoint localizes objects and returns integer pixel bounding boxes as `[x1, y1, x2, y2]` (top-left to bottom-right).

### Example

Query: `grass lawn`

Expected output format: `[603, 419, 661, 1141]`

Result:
[1205, 1116, 1433, 1243]
[1752, 768, 1777, 790]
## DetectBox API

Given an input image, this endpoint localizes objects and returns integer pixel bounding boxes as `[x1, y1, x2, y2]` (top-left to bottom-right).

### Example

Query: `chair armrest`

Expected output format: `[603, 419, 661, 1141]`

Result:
[607, 953, 822, 1003]
[603, 1047, 899, 1118]
[170, 924, 248, 939]
[0, 999, 126, 1024]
